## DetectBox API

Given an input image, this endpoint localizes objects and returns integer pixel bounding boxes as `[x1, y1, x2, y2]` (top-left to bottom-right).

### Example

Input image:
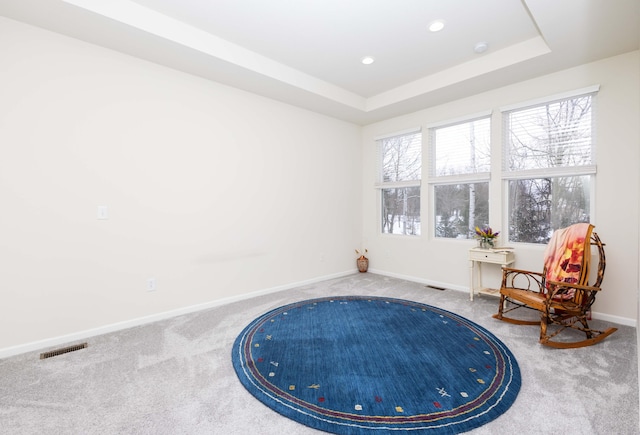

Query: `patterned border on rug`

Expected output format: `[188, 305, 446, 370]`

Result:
[232, 296, 520, 434]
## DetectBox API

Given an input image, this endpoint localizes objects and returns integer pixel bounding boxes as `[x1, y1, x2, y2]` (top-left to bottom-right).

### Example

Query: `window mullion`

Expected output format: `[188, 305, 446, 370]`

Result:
[502, 165, 596, 180]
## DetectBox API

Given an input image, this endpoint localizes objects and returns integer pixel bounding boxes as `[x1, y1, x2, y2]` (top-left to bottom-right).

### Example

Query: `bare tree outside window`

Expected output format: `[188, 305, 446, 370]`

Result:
[382, 187, 421, 235]
[430, 117, 491, 239]
[378, 131, 421, 236]
[381, 134, 421, 183]
[505, 93, 595, 243]
[435, 183, 489, 238]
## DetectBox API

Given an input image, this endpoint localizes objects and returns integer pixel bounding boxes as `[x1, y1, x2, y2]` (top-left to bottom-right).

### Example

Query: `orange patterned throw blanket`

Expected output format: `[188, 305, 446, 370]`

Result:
[543, 223, 593, 299]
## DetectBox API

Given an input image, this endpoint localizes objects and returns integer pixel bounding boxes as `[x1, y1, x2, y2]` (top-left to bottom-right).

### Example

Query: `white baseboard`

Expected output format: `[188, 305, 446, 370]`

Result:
[592, 311, 636, 327]
[368, 268, 468, 293]
[0, 270, 355, 360]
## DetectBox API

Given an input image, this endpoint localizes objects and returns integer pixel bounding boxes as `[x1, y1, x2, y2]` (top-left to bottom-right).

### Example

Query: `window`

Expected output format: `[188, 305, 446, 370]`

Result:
[428, 114, 491, 239]
[503, 86, 598, 244]
[376, 129, 421, 235]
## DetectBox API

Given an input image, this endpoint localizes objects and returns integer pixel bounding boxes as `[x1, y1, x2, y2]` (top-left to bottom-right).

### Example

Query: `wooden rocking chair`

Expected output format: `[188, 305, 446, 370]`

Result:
[493, 223, 617, 348]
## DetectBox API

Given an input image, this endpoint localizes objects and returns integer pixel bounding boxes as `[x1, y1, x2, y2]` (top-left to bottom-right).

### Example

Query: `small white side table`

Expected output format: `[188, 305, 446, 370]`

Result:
[468, 248, 515, 301]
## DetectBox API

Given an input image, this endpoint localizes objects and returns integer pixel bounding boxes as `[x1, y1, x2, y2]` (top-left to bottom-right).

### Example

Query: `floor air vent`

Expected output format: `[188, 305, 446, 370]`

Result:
[426, 285, 446, 291]
[40, 342, 88, 360]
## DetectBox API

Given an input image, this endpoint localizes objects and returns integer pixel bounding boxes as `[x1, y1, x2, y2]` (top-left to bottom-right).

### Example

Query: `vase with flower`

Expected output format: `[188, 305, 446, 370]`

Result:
[475, 226, 499, 249]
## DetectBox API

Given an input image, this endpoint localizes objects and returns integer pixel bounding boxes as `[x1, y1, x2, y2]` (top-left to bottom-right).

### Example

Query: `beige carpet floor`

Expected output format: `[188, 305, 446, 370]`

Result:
[0, 273, 637, 434]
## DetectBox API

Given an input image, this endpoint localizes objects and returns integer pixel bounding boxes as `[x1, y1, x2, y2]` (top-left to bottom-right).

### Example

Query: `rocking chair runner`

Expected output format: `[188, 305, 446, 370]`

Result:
[493, 223, 617, 348]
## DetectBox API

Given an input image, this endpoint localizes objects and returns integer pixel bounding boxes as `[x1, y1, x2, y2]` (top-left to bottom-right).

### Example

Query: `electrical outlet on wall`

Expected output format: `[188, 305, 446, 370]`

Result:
[147, 278, 156, 292]
[97, 205, 109, 220]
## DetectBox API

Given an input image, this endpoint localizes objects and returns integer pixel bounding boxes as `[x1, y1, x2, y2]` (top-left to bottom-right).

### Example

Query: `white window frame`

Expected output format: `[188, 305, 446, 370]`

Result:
[375, 127, 422, 236]
[427, 111, 492, 239]
[501, 85, 599, 243]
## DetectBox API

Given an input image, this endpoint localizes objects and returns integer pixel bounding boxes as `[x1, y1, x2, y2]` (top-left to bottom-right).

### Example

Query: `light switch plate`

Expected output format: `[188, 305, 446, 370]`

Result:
[97, 205, 108, 220]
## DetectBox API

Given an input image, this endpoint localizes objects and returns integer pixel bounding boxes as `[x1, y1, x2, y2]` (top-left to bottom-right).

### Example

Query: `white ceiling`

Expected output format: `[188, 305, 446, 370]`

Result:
[1, 0, 638, 124]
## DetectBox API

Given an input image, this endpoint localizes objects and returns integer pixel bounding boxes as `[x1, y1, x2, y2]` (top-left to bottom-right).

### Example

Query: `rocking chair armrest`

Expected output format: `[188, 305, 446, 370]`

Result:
[501, 267, 544, 277]
[501, 268, 545, 293]
[546, 280, 602, 293]
[545, 280, 602, 306]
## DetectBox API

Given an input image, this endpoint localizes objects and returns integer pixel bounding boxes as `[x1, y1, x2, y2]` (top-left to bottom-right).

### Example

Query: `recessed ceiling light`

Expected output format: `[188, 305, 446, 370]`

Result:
[361, 56, 375, 65]
[474, 42, 488, 53]
[429, 20, 445, 32]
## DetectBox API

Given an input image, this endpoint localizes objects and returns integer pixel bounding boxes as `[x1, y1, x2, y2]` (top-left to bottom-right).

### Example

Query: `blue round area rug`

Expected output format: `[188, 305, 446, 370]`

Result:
[232, 296, 520, 434]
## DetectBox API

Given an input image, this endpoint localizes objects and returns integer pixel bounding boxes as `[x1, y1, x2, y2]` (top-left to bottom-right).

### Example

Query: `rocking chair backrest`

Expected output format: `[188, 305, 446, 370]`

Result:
[590, 230, 606, 288]
[542, 223, 596, 302]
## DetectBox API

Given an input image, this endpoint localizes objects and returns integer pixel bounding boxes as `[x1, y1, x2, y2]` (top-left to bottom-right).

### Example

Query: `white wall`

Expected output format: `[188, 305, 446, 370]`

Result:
[362, 51, 640, 326]
[1, 17, 637, 357]
[0, 18, 362, 352]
